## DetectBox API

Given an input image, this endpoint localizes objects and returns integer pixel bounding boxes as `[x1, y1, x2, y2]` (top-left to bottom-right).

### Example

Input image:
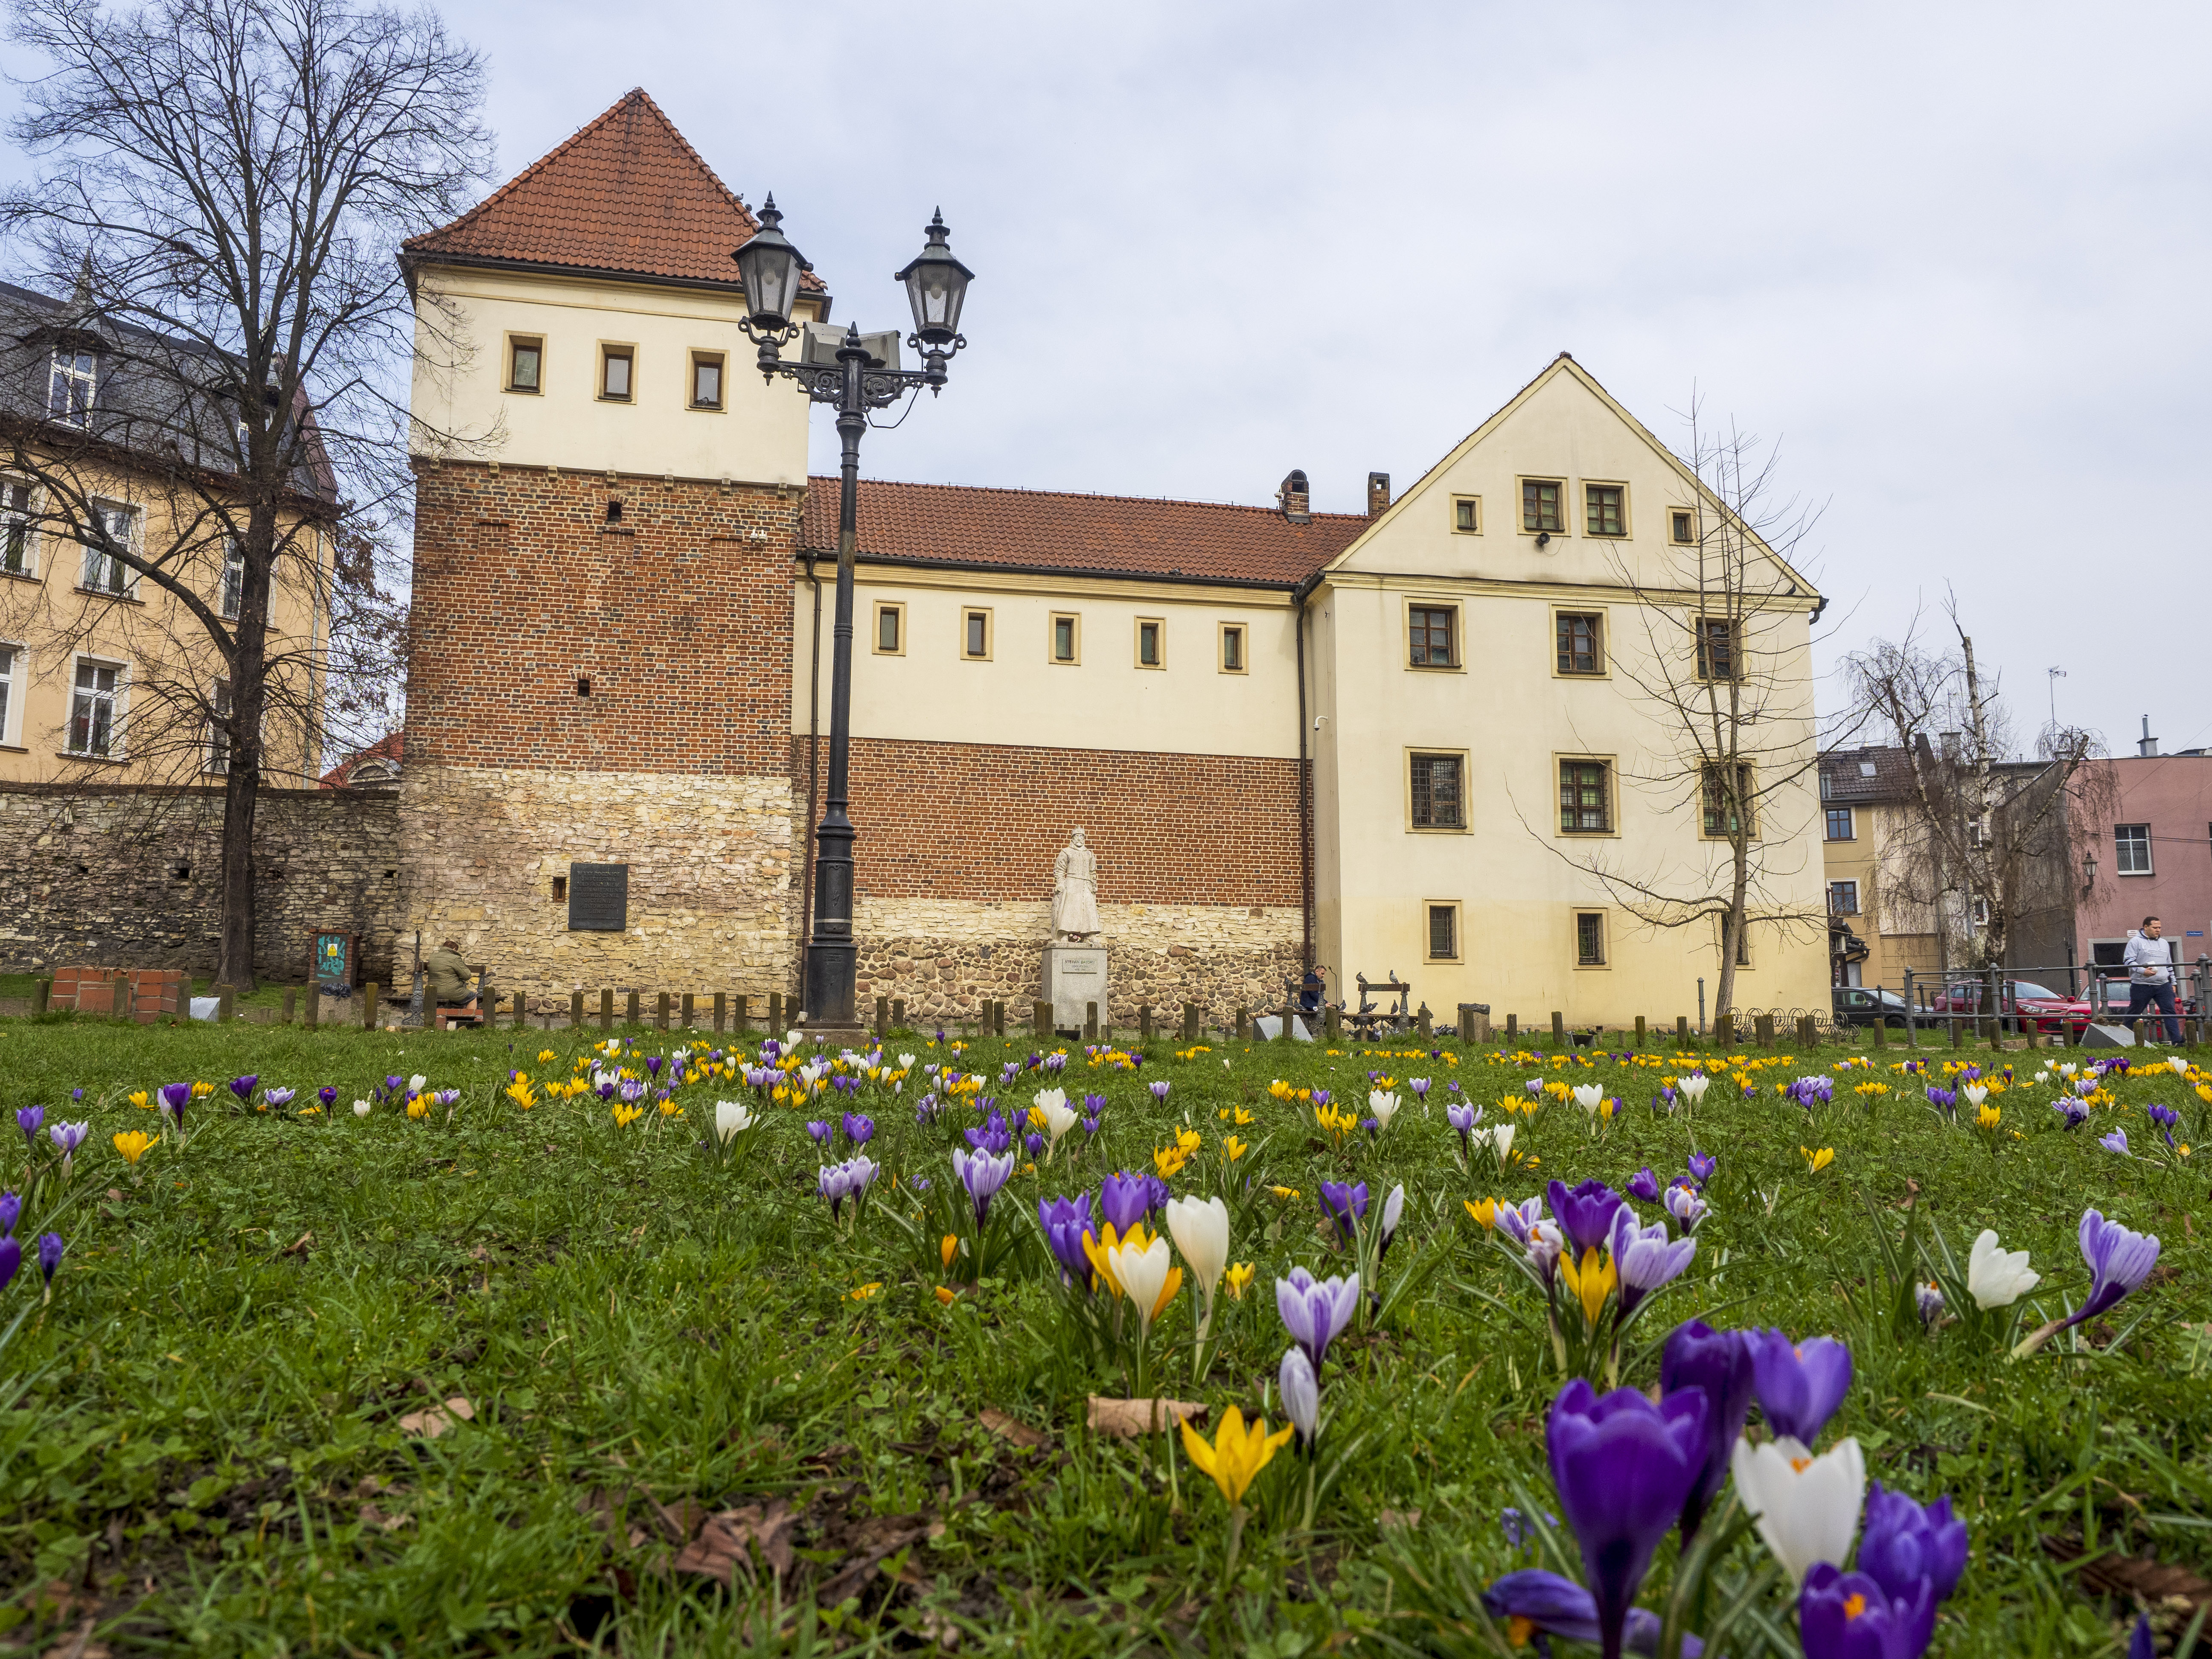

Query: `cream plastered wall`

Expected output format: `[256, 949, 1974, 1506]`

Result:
[0, 460, 326, 785]
[1310, 357, 1829, 1025]
[790, 565, 1303, 758]
[407, 265, 823, 486]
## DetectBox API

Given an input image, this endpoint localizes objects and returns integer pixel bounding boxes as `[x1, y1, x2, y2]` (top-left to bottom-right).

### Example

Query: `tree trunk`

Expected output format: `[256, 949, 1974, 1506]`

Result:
[213, 500, 279, 994]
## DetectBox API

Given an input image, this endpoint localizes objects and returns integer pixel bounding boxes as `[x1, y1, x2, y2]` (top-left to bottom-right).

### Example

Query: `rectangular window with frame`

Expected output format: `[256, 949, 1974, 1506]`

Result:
[1452, 496, 1480, 534]
[206, 678, 232, 775]
[1696, 616, 1739, 681]
[599, 345, 634, 402]
[1970, 896, 1990, 928]
[1701, 762, 1755, 839]
[1556, 611, 1604, 675]
[1409, 751, 1465, 830]
[1559, 759, 1612, 834]
[48, 349, 96, 426]
[1829, 879, 1860, 916]
[1408, 603, 1457, 667]
[507, 336, 542, 393]
[690, 352, 724, 409]
[873, 602, 904, 656]
[1426, 902, 1461, 961]
[0, 643, 14, 745]
[68, 658, 122, 757]
[80, 502, 135, 596]
[1825, 806, 1854, 841]
[1050, 612, 1080, 664]
[1575, 911, 1607, 967]
[2114, 823, 2152, 875]
[961, 608, 992, 661]
[219, 538, 244, 620]
[1729, 919, 1752, 966]
[1522, 478, 1563, 533]
[1584, 483, 1626, 537]
[1670, 508, 1696, 545]
[1135, 617, 1164, 669]
[3, 482, 32, 575]
[1219, 623, 1246, 673]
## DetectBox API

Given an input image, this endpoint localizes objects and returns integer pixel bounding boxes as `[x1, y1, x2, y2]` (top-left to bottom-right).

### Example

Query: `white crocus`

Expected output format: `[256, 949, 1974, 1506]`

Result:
[2032, 1071, 2050, 1085]
[2171, 1056, 2191, 1078]
[714, 1099, 756, 1145]
[1035, 1087, 1078, 1152]
[1163, 1194, 1231, 1333]
[1572, 1083, 1605, 1114]
[1966, 1228, 2040, 1310]
[1369, 1090, 1403, 1132]
[786, 1028, 803, 1048]
[409, 1074, 427, 1093]
[1109, 1230, 1178, 1340]
[2058, 1062, 2078, 1079]
[1730, 1435, 1866, 1585]
[352, 1100, 372, 1118]
[1678, 1073, 1711, 1105]
[899, 1053, 916, 1070]
[1487, 1123, 1517, 1164]
[1961, 1083, 1989, 1107]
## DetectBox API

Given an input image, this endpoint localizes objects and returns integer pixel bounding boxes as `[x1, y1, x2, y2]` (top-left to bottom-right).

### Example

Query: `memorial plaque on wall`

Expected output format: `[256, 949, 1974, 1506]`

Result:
[568, 862, 629, 932]
[311, 930, 357, 991]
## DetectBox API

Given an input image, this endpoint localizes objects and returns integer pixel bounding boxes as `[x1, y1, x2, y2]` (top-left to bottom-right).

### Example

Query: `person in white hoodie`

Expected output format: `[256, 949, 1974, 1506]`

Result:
[2123, 916, 2182, 1044]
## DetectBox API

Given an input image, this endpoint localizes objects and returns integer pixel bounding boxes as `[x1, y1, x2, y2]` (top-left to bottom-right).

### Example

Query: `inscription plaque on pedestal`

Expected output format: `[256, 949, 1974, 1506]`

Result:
[1042, 945, 1109, 1031]
[568, 862, 629, 932]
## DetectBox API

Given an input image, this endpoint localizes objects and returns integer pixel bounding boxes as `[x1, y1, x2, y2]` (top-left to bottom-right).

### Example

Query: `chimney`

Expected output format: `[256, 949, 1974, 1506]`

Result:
[1277, 469, 1310, 525]
[1939, 731, 1962, 763]
[2139, 716, 2160, 757]
[1367, 472, 1390, 518]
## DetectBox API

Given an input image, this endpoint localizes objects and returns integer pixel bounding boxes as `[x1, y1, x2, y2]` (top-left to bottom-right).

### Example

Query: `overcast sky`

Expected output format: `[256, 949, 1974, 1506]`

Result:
[11, 1, 2210, 753]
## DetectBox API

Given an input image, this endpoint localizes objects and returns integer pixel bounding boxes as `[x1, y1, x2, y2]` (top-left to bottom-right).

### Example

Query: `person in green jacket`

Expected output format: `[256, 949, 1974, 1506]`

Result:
[424, 939, 478, 1011]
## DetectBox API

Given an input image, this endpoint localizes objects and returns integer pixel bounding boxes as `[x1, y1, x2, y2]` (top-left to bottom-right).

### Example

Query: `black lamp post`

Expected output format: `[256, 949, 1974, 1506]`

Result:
[736, 199, 973, 1033]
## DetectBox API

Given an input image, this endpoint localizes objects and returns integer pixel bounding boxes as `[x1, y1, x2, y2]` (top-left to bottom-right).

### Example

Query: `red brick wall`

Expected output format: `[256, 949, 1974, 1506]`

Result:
[51, 966, 185, 1022]
[408, 462, 800, 774]
[792, 735, 1302, 907]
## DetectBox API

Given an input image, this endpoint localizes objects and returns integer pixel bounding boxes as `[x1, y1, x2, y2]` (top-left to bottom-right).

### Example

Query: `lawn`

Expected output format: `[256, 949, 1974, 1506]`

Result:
[0, 1016, 2206, 1657]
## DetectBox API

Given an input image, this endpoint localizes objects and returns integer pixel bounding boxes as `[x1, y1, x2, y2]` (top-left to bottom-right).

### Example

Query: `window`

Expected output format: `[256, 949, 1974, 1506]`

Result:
[47, 349, 96, 426]
[206, 679, 232, 775]
[1575, 911, 1607, 967]
[1970, 896, 1990, 927]
[1829, 879, 1860, 916]
[1584, 483, 1626, 537]
[219, 538, 244, 620]
[1670, 509, 1694, 545]
[599, 345, 634, 402]
[961, 608, 992, 661]
[1426, 902, 1461, 961]
[0, 644, 14, 745]
[1825, 806, 1854, 841]
[1701, 762, 1755, 838]
[1559, 760, 1612, 834]
[1556, 611, 1603, 675]
[1409, 752, 1465, 829]
[1730, 919, 1752, 966]
[1452, 496, 1480, 534]
[690, 352, 724, 409]
[3, 483, 31, 575]
[1050, 612, 1080, 664]
[873, 602, 904, 656]
[506, 336, 542, 393]
[68, 658, 122, 757]
[1135, 617, 1164, 669]
[1522, 478, 1563, 533]
[1408, 604, 1457, 667]
[2115, 823, 2152, 875]
[1696, 616, 1739, 681]
[1219, 623, 1246, 674]
[80, 502, 135, 596]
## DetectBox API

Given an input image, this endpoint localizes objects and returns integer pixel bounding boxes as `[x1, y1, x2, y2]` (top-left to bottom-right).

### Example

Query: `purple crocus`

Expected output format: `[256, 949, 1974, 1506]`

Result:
[842, 1112, 876, 1147]
[2052, 1098, 2089, 1129]
[262, 1087, 296, 1109]
[1686, 1151, 1717, 1187]
[646, 1056, 664, 1078]
[1663, 1182, 1708, 1236]
[317, 1086, 338, 1108]
[1857, 1483, 1968, 1607]
[2099, 1128, 2131, 1156]
[1143, 1173, 1170, 1215]
[1626, 1167, 1662, 1203]
[1410, 1077, 1431, 1101]
[963, 1114, 1012, 1155]
[1661, 1320, 1757, 1540]
[1024, 1132, 1045, 1158]
[1924, 1086, 1956, 1118]
[48, 1121, 89, 1167]
[1547, 1179, 1627, 1257]
[1546, 1378, 1709, 1659]
[1100, 1172, 1150, 1234]
[229, 1075, 259, 1104]
[1796, 1562, 1935, 1659]
[1479, 1570, 1700, 1657]
[1494, 1195, 1547, 1246]
[1310, 1089, 1332, 1110]
[805, 1119, 832, 1146]
[952, 1147, 1014, 1226]
[1525, 1078, 1543, 1097]
[1276, 1266, 1360, 1375]
[17, 1106, 44, 1149]
[1148, 1080, 1170, 1104]
[1749, 1330, 1853, 1446]
[1038, 1193, 1094, 1286]
[36, 1233, 62, 1286]
[1611, 1209, 1696, 1317]
[2059, 1209, 2161, 1331]
[0, 1191, 17, 1234]
[1319, 1180, 1368, 1246]
[2132, 1616, 2156, 1659]
[1446, 1098, 1480, 1153]
[0, 1235, 16, 1292]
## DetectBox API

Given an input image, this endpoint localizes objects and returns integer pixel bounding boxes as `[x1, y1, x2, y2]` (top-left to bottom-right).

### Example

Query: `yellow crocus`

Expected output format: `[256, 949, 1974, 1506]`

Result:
[1464, 1197, 1500, 1230]
[940, 1234, 959, 1270]
[612, 1103, 643, 1127]
[1270, 1185, 1303, 1201]
[191, 1081, 214, 1098]
[1558, 1248, 1616, 1325]
[1976, 1103, 2000, 1129]
[113, 1129, 154, 1164]
[1802, 1145, 1835, 1173]
[505, 1081, 537, 1110]
[1224, 1262, 1254, 1300]
[406, 1096, 429, 1120]
[1221, 1135, 1249, 1162]
[537, 1049, 556, 1063]
[127, 1090, 150, 1110]
[849, 1283, 882, 1301]
[1180, 1407, 1295, 1507]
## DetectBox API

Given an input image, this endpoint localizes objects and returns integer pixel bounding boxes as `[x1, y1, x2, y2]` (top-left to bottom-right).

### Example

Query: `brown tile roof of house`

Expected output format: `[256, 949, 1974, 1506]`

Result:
[402, 89, 825, 297]
[803, 477, 1366, 586]
[320, 731, 403, 789]
[1819, 745, 1918, 803]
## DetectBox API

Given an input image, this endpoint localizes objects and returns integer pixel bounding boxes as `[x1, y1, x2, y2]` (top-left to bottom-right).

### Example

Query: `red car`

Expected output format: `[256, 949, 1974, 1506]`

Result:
[1926, 977, 2193, 1039]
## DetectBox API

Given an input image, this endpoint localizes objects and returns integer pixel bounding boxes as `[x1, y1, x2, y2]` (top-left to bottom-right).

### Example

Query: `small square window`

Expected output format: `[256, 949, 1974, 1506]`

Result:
[873, 602, 904, 655]
[962, 608, 992, 661]
[1427, 902, 1460, 961]
[1050, 612, 1080, 664]
[1585, 484, 1625, 537]
[508, 337, 542, 393]
[2115, 823, 2151, 875]
[1452, 497, 1480, 534]
[551, 875, 568, 902]
[1522, 478, 1563, 533]
[1670, 509, 1695, 545]
[691, 352, 724, 409]
[1409, 604, 1457, 667]
[1829, 880, 1860, 916]
[1220, 623, 1246, 674]
[1696, 617, 1739, 681]
[1410, 752, 1465, 829]
[1575, 911, 1607, 967]
[1559, 760, 1611, 834]
[600, 346, 634, 402]
[1556, 611, 1603, 675]
[1135, 618, 1163, 669]
[1825, 806, 1854, 841]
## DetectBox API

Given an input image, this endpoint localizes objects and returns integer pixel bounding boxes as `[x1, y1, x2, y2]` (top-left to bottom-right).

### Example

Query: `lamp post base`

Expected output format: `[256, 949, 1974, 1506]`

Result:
[792, 1019, 873, 1049]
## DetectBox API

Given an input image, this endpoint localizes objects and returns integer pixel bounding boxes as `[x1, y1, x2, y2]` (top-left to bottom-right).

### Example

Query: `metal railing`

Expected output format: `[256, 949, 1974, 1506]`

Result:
[1848, 959, 2212, 1044]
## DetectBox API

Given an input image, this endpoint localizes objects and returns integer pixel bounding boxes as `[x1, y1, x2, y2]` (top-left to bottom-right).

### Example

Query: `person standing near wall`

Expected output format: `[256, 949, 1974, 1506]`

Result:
[2124, 916, 2183, 1044]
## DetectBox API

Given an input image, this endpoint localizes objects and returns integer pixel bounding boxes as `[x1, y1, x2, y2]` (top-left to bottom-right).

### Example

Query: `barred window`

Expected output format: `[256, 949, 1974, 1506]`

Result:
[1428, 904, 1459, 961]
[1575, 912, 1606, 966]
[1702, 762, 1755, 838]
[1559, 760, 1610, 833]
[1696, 617, 1739, 681]
[1410, 752, 1464, 829]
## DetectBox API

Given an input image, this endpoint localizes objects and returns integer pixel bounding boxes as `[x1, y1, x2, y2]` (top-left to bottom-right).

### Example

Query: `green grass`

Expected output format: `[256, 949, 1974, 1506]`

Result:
[0, 1019, 2206, 1656]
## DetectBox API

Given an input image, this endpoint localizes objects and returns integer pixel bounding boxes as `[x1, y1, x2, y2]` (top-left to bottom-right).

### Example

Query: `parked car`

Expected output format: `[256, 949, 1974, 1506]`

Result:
[1832, 986, 1912, 1028]
[1921, 977, 2193, 1039]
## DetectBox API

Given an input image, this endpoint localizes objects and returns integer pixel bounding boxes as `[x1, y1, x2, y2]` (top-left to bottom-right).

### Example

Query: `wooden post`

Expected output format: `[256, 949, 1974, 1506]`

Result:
[733, 994, 748, 1034]
[1415, 1009, 1431, 1038]
[1506, 1013, 1519, 1041]
[1752, 1013, 1773, 1048]
[1872, 1017, 1887, 1048]
[281, 986, 297, 1025]
[996, 1000, 1008, 1036]
[713, 992, 726, 1034]
[212, 982, 234, 1024]
[1714, 1013, 1733, 1048]
[361, 982, 378, 1030]
[768, 990, 783, 1033]
[512, 992, 526, 1030]
[1139, 1004, 1153, 1041]
[1085, 1001, 1099, 1042]
[655, 992, 669, 1030]
[1675, 1015, 1689, 1048]
[1234, 1007, 1249, 1041]
[1183, 1001, 1199, 1042]
[305, 984, 319, 1030]
[681, 992, 696, 1030]
[572, 990, 585, 1029]
[1797, 1014, 1815, 1048]
[600, 989, 613, 1033]
[1950, 1018, 1964, 1050]
[1034, 999, 1053, 1035]
[1326, 1004, 1342, 1042]
[31, 978, 50, 1016]
[1551, 1010, 1566, 1048]
[628, 990, 642, 1027]
[892, 998, 905, 1029]
[875, 996, 889, 1038]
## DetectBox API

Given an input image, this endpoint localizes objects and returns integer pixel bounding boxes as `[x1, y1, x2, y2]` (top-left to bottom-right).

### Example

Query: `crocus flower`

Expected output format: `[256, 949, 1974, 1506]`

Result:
[1100, 1172, 1150, 1234]
[1525, 1078, 1543, 1097]
[843, 1112, 876, 1146]
[1626, 1166, 1662, 1202]
[1479, 1570, 1698, 1658]
[1164, 1194, 1231, 1329]
[36, 1232, 62, 1286]
[1039, 1193, 1095, 1286]
[0, 1192, 16, 1234]
[2020, 1209, 2162, 1351]
[2052, 1098, 2089, 1129]
[1547, 1179, 1627, 1257]
[2100, 1128, 2131, 1155]
[1107, 1227, 1182, 1339]
[317, 1086, 337, 1108]
[1318, 1180, 1368, 1246]
[1525, 1219, 1567, 1284]
[1917, 1282, 1946, 1325]
[1494, 1194, 1546, 1246]
[2131, 1615, 2156, 1659]
[1377, 1184, 1406, 1264]
[17, 1106, 44, 1149]
[48, 1121, 88, 1174]
[1732, 1434, 1866, 1585]
[1547, 1378, 1709, 1658]
[263, 1087, 296, 1109]
[1664, 1181, 1708, 1235]
[1687, 1150, 1717, 1186]
[1965, 1230, 2039, 1310]
[1279, 1346, 1318, 1449]
[952, 1147, 1015, 1226]
[805, 1119, 832, 1146]
[713, 1100, 756, 1144]
[0, 1235, 15, 1291]
[1749, 1330, 1853, 1446]
[1035, 1089, 1078, 1150]
[1368, 1089, 1402, 1131]
[352, 1100, 372, 1118]
[1571, 1083, 1604, 1115]
[1180, 1406, 1294, 1507]
[1149, 1080, 1170, 1103]
[1661, 1320, 1757, 1539]
[1277, 1266, 1360, 1375]
[1857, 1483, 1968, 1607]
[1677, 1073, 1711, 1106]
[1023, 1131, 1045, 1157]
[1797, 1563, 1935, 1659]
[1445, 1098, 1480, 1152]
[1611, 1208, 1696, 1316]
[229, 1075, 259, 1104]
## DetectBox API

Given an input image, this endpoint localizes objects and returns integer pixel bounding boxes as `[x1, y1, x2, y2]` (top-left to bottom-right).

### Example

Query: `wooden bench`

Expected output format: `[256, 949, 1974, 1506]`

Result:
[432, 964, 489, 1029]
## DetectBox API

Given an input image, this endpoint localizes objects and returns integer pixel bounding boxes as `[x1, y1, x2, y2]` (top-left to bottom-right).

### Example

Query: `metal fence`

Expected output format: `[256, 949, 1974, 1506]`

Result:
[1836, 959, 2212, 1044]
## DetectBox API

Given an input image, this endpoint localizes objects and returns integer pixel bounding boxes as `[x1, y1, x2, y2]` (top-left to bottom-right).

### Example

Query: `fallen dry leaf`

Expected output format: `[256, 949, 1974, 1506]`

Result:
[2044, 1533, 2211, 1609]
[978, 1408, 1047, 1449]
[358, 1503, 411, 1532]
[816, 1511, 935, 1607]
[917, 1607, 963, 1650]
[1379, 1508, 1424, 1531]
[670, 1498, 797, 1586]
[1086, 1397, 1208, 1438]
[282, 1231, 314, 1257]
[396, 1396, 475, 1438]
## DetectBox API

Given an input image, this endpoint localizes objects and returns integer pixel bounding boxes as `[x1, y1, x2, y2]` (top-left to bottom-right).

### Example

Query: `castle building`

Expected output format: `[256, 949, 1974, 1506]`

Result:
[399, 89, 1831, 1027]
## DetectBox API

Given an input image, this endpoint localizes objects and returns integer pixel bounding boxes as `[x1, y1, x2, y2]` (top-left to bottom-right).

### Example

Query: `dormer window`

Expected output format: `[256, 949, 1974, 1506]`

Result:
[48, 349, 97, 427]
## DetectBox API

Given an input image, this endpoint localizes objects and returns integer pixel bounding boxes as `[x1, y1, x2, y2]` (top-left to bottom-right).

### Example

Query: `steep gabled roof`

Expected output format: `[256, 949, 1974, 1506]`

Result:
[803, 477, 1364, 587]
[402, 89, 826, 297]
[1818, 745, 1916, 804]
[320, 731, 403, 789]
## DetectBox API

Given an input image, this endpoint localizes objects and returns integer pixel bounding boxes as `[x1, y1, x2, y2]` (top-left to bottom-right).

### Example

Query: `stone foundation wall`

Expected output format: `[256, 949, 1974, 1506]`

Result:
[0, 782, 402, 978]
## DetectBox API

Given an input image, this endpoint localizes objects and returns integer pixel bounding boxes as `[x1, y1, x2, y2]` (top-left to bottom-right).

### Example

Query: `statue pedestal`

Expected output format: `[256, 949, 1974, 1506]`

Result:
[1042, 945, 1109, 1032]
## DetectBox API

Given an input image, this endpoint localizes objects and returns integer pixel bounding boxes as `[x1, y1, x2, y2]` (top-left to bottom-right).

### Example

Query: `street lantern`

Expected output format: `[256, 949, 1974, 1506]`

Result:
[896, 210, 973, 348]
[733, 195, 810, 333]
[2083, 850, 2098, 892]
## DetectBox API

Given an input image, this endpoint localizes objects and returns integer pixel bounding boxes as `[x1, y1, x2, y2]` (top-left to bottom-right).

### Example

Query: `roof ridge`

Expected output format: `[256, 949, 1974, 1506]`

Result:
[812, 474, 1368, 523]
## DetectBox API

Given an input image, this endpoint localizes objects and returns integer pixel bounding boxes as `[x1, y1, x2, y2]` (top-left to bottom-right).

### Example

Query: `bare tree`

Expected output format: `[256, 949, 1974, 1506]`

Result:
[0, 0, 488, 989]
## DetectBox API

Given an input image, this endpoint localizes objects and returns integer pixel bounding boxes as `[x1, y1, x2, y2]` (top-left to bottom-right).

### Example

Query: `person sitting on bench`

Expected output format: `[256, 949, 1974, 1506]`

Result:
[425, 938, 479, 1019]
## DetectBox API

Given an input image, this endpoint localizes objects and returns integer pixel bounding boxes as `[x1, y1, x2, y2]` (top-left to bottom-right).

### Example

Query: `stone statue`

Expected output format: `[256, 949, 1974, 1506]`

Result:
[1051, 828, 1102, 942]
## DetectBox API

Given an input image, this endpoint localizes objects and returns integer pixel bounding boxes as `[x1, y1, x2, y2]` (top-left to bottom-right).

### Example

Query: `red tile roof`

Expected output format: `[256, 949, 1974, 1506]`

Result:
[402, 89, 825, 296]
[320, 731, 403, 789]
[804, 477, 1365, 586]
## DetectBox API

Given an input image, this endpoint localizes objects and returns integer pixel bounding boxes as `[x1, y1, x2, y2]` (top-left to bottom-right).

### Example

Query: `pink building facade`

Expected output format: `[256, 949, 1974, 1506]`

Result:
[2076, 753, 2212, 978]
